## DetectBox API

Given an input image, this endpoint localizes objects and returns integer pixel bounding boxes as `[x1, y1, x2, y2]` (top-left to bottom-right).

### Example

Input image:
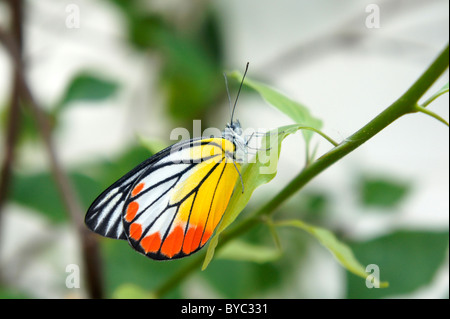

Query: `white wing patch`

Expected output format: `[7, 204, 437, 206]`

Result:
[84, 155, 164, 239]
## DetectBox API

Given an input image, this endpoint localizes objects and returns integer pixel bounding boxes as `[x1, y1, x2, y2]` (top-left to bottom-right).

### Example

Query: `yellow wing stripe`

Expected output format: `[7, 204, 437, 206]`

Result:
[206, 158, 238, 235]
[160, 158, 239, 257]
[187, 138, 235, 161]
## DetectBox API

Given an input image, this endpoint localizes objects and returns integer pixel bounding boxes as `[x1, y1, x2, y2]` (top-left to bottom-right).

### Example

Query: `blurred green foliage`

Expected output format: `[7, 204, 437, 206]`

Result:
[1, 0, 447, 300]
[108, 0, 224, 124]
[347, 230, 449, 298]
[56, 73, 119, 111]
[358, 175, 411, 209]
[0, 288, 29, 299]
[103, 222, 307, 298]
[11, 172, 100, 223]
[9, 145, 152, 224]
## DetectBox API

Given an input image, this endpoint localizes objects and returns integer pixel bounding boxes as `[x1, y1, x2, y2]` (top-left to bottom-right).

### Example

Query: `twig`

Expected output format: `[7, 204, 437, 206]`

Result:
[17, 65, 104, 299]
[0, 0, 24, 285]
[0, 1, 23, 208]
[0, 6, 103, 298]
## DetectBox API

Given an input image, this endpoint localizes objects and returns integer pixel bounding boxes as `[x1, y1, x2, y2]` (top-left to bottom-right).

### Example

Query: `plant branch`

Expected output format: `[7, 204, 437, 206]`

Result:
[415, 105, 449, 126]
[0, 0, 25, 289]
[154, 43, 449, 298]
[296, 127, 339, 147]
[0, 0, 23, 246]
[0, 19, 103, 298]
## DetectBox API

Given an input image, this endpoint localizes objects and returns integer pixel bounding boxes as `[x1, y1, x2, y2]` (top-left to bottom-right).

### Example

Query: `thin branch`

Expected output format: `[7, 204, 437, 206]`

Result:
[0, 77, 22, 211]
[415, 105, 449, 126]
[0, 0, 24, 284]
[0, 1, 23, 206]
[296, 127, 339, 147]
[0, 16, 103, 298]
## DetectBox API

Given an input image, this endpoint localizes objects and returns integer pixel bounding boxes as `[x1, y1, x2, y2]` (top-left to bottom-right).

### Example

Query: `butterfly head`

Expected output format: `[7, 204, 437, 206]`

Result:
[227, 120, 242, 136]
[224, 118, 243, 138]
[223, 120, 247, 163]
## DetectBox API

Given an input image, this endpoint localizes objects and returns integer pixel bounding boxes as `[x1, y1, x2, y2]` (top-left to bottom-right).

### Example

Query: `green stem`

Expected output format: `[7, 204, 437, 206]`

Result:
[298, 126, 339, 147]
[415, 105, 449, 126]
[421, 88, 449, 107]
[154, 43, 449, 298]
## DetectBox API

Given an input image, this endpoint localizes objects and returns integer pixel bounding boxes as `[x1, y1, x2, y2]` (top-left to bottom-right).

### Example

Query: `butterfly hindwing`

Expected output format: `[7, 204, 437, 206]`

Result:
[122, 137, 239, 260]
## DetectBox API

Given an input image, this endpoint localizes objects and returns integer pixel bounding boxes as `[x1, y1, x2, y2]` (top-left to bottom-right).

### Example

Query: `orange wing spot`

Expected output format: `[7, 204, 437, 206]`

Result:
[191, 226, 204, 251]
[161, 226, 184, 258]
[131, 182, 145, 197]
[125, 201, 139, 222]
[182, 226, 196, 254]
[141, 232, 162, 253]
[129, 223, 142, 240]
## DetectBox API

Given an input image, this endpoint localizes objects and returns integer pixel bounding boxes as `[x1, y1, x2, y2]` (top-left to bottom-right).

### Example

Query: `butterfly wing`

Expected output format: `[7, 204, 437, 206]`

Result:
[84, 144, 176, 239]
[122, 137, 239, 260]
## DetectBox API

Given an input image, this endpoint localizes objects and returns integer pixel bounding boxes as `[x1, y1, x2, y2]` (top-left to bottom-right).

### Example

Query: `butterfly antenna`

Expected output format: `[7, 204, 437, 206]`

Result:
[230, 62, 249, 123]
[223, 72, 233, 121]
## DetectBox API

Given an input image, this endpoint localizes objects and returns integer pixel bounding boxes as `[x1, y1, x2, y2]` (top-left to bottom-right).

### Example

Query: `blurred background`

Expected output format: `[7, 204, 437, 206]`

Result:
[0, 0, 448, 298]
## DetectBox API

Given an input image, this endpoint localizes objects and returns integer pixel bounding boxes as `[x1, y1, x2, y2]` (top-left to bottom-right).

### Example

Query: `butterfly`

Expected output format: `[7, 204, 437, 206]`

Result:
[85, 63, 251, 260]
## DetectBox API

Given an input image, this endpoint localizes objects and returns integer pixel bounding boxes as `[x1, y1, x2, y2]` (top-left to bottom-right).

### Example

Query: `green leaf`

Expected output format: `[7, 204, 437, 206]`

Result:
[230, 72, 323, 144]
[128, 14, 166, 49]
[274, 218, 388, 288]
[216, 239, 281, 263]
[202, 124, 308, 270]
[347, 230, 449, 298]
[358, 175, 411, 209]
[57, 73, 119, 110]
